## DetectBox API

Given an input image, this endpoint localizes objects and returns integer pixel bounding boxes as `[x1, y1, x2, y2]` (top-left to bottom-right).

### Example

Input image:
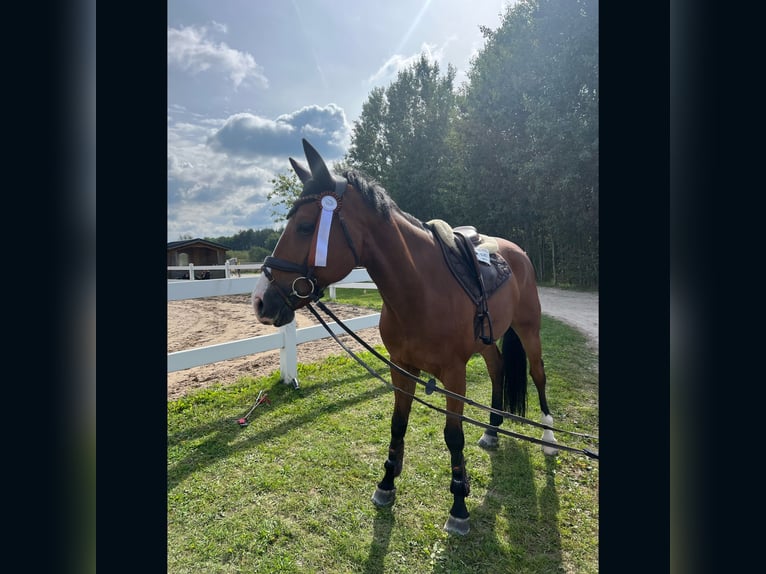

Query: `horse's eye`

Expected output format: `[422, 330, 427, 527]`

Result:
[297, 221, 315, 236]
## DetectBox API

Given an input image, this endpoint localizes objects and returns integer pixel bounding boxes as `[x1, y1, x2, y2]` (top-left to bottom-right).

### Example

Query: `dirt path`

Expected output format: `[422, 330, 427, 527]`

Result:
[167, 288, 598, 400]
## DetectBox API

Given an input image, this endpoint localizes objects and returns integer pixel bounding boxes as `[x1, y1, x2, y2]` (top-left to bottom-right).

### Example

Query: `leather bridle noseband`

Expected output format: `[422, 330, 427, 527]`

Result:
[262, 177, 360, 310]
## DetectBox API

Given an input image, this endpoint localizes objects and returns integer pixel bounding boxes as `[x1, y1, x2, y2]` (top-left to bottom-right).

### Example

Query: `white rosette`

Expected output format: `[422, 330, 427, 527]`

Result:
[312, 194, 338, 267]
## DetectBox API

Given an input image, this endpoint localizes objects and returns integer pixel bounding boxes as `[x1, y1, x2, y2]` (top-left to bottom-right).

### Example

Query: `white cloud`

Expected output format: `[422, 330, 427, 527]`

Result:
[367, 42, 445, 87]
[167, 102, 351, 239]
[207, 105, 350, 158]
[167, 104, 352, 240]
[167, 120, 281, 239]
[167, 24, 268, 89]
[210, 20, 228, 34]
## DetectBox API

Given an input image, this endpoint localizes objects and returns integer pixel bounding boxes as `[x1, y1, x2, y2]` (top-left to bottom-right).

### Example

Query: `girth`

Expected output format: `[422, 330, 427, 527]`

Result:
[427, 221, 512, 344]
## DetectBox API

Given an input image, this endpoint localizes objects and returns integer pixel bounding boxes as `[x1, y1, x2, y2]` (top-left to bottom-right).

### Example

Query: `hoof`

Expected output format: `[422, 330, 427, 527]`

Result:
[371, 487, 396, 507]
[444, 514, 470, 536]
[541, 415, 559, 456]
[542, 439, 559, 456]
[477, 431, 499, 450]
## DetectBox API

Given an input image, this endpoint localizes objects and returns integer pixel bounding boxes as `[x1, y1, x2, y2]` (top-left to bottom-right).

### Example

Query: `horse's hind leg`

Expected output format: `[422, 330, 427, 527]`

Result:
[517, 324, 559, 456]
[442, 375, 471, 536]
[371, 366, 417, 508]
[477, 344, 503, 449]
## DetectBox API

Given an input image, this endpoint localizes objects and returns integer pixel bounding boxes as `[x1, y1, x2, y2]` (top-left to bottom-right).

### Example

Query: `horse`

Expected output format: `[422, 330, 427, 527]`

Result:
[252, 138, 557, 535]
[227, 257, 241, 277]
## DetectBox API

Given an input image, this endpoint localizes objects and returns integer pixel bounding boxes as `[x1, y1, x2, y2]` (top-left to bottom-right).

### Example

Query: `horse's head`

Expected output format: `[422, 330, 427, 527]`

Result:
[252, 139, 361, 326]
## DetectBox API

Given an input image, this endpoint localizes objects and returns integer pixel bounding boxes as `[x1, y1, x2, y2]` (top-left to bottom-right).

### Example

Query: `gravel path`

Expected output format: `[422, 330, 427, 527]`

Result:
[537, 287, 599, 351]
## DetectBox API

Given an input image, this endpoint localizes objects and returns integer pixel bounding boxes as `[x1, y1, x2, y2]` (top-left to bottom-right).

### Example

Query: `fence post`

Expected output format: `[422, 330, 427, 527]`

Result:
[279, 320, 298, 387]
[329, 285, 336, 300]
[188, 263, 195, 280]
[224, 260, 231, 278]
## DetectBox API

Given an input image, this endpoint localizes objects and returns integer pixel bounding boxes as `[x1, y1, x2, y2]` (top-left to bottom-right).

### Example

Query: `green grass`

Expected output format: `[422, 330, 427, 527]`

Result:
[329, 287, 384, 310]
[168, 292, 599, 573]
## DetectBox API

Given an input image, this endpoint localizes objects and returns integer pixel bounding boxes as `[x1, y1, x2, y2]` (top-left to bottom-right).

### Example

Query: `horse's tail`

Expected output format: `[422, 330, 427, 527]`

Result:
[501, 326, 528, 417]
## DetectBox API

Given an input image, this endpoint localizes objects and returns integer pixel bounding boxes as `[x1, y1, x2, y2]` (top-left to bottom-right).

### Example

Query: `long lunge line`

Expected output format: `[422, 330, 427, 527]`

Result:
[305, 301, 598, 460]
[310, 299, 598, 442]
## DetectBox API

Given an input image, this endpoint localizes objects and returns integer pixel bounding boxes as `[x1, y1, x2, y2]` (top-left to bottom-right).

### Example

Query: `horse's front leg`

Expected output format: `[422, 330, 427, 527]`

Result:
[371, 366, 417, 508]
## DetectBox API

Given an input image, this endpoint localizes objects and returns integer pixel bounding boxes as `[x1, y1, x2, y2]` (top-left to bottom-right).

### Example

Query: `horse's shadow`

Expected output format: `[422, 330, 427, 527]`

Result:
[362, 505, 396, 574]
[359, 439, 559, 573]
[441, 440, 562, 572]
[360, 439, 562, 573]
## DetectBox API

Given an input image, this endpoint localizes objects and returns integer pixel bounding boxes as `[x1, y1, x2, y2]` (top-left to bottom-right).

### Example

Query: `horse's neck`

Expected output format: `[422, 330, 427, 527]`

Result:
[360, 212, 437, 305]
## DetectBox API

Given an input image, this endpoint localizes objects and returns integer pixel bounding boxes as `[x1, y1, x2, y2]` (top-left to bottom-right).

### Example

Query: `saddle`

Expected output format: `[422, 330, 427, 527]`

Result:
[426, 219, 512, 344]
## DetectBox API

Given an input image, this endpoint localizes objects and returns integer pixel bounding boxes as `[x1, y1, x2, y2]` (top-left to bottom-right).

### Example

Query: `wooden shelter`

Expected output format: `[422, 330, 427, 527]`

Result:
[167, 238, 231, 279]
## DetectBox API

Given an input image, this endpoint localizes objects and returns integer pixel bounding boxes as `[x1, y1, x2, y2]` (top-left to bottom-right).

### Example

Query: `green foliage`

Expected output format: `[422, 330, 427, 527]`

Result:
[456, 0, 598, 287]
[203, 229, 283, 263]
[206, 228, 283, 254]
[248, 246, 270, 263]
[223, 249, 250, 264]
[267, 171, 304, 224]
[347, 53, 458, 221]
[346, 0, 599, 288]
[168, 316, 599, 573]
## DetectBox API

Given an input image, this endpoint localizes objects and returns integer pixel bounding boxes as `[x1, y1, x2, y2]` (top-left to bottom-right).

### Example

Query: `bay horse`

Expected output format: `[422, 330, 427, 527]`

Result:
[252, 139, 557, 535]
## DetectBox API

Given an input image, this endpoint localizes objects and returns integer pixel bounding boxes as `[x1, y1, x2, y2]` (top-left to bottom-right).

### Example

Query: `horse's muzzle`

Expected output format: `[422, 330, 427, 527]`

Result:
[252, 287, 296, 327]
[252, 272, 298, 327]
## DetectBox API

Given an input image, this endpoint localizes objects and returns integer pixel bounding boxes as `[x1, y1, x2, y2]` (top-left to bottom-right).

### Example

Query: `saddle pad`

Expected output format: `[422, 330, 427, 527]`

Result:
[426, 220, 512, 307]
[427, 219, 499, 254]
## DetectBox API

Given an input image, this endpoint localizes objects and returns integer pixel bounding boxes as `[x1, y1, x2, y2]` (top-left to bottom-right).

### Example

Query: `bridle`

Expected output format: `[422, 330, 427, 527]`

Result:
[262, 177, 360, 310]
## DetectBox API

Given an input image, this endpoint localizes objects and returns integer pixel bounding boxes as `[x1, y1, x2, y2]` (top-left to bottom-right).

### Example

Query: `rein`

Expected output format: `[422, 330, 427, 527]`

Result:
[306, 299, 599, 461]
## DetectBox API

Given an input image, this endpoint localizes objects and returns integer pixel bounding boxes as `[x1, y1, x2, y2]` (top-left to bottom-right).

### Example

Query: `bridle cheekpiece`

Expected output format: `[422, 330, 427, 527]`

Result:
[262, 177, 358, 309]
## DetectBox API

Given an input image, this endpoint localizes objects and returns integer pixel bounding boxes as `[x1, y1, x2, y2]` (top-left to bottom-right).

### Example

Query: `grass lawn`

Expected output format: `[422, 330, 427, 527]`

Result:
[168, 294, 598, 573]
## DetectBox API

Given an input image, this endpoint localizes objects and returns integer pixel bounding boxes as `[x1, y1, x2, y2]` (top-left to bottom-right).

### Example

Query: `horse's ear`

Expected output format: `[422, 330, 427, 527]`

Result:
[289, 157, 311, 184]
[302, 138, 334, 188]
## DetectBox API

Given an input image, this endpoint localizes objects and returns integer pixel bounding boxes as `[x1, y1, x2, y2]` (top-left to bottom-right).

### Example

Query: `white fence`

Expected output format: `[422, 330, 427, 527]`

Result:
[167, 267, 379, 386]
[167, 260, 264, 281]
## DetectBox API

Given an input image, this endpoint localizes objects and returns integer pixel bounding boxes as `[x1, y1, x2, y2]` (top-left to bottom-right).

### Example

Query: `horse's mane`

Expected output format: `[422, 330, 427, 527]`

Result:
[288, 169, 425, 230]
[342, 170, 426, 229]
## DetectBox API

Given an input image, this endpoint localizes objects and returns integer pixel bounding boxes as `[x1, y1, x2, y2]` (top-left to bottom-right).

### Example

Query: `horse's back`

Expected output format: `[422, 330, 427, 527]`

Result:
[494, 238, 535, 286]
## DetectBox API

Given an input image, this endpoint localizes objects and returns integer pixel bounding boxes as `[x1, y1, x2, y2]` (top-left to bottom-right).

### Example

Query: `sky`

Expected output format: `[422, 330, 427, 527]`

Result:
[167, 0, 516, 243]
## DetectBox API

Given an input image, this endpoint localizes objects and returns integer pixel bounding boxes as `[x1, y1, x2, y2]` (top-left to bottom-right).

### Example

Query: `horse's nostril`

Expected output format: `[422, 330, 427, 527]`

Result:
[253, 296, 264, 316]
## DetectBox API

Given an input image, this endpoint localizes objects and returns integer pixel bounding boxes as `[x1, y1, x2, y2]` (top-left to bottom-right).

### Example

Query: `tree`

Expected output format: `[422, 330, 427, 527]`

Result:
[348, 87, 387, 182]
[456, 0, 599, 286]
[248, 246, 270, 263]
[267, 171, 304, 224]
[347, 53, 458, 221]
[344, 0, 599, 287]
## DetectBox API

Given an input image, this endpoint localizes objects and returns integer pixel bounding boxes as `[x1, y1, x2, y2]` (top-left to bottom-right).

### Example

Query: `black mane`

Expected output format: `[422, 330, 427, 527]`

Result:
[342, 170, 426, 229]
[288, 169, 424, 229]
[342, 170, 395, 218]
